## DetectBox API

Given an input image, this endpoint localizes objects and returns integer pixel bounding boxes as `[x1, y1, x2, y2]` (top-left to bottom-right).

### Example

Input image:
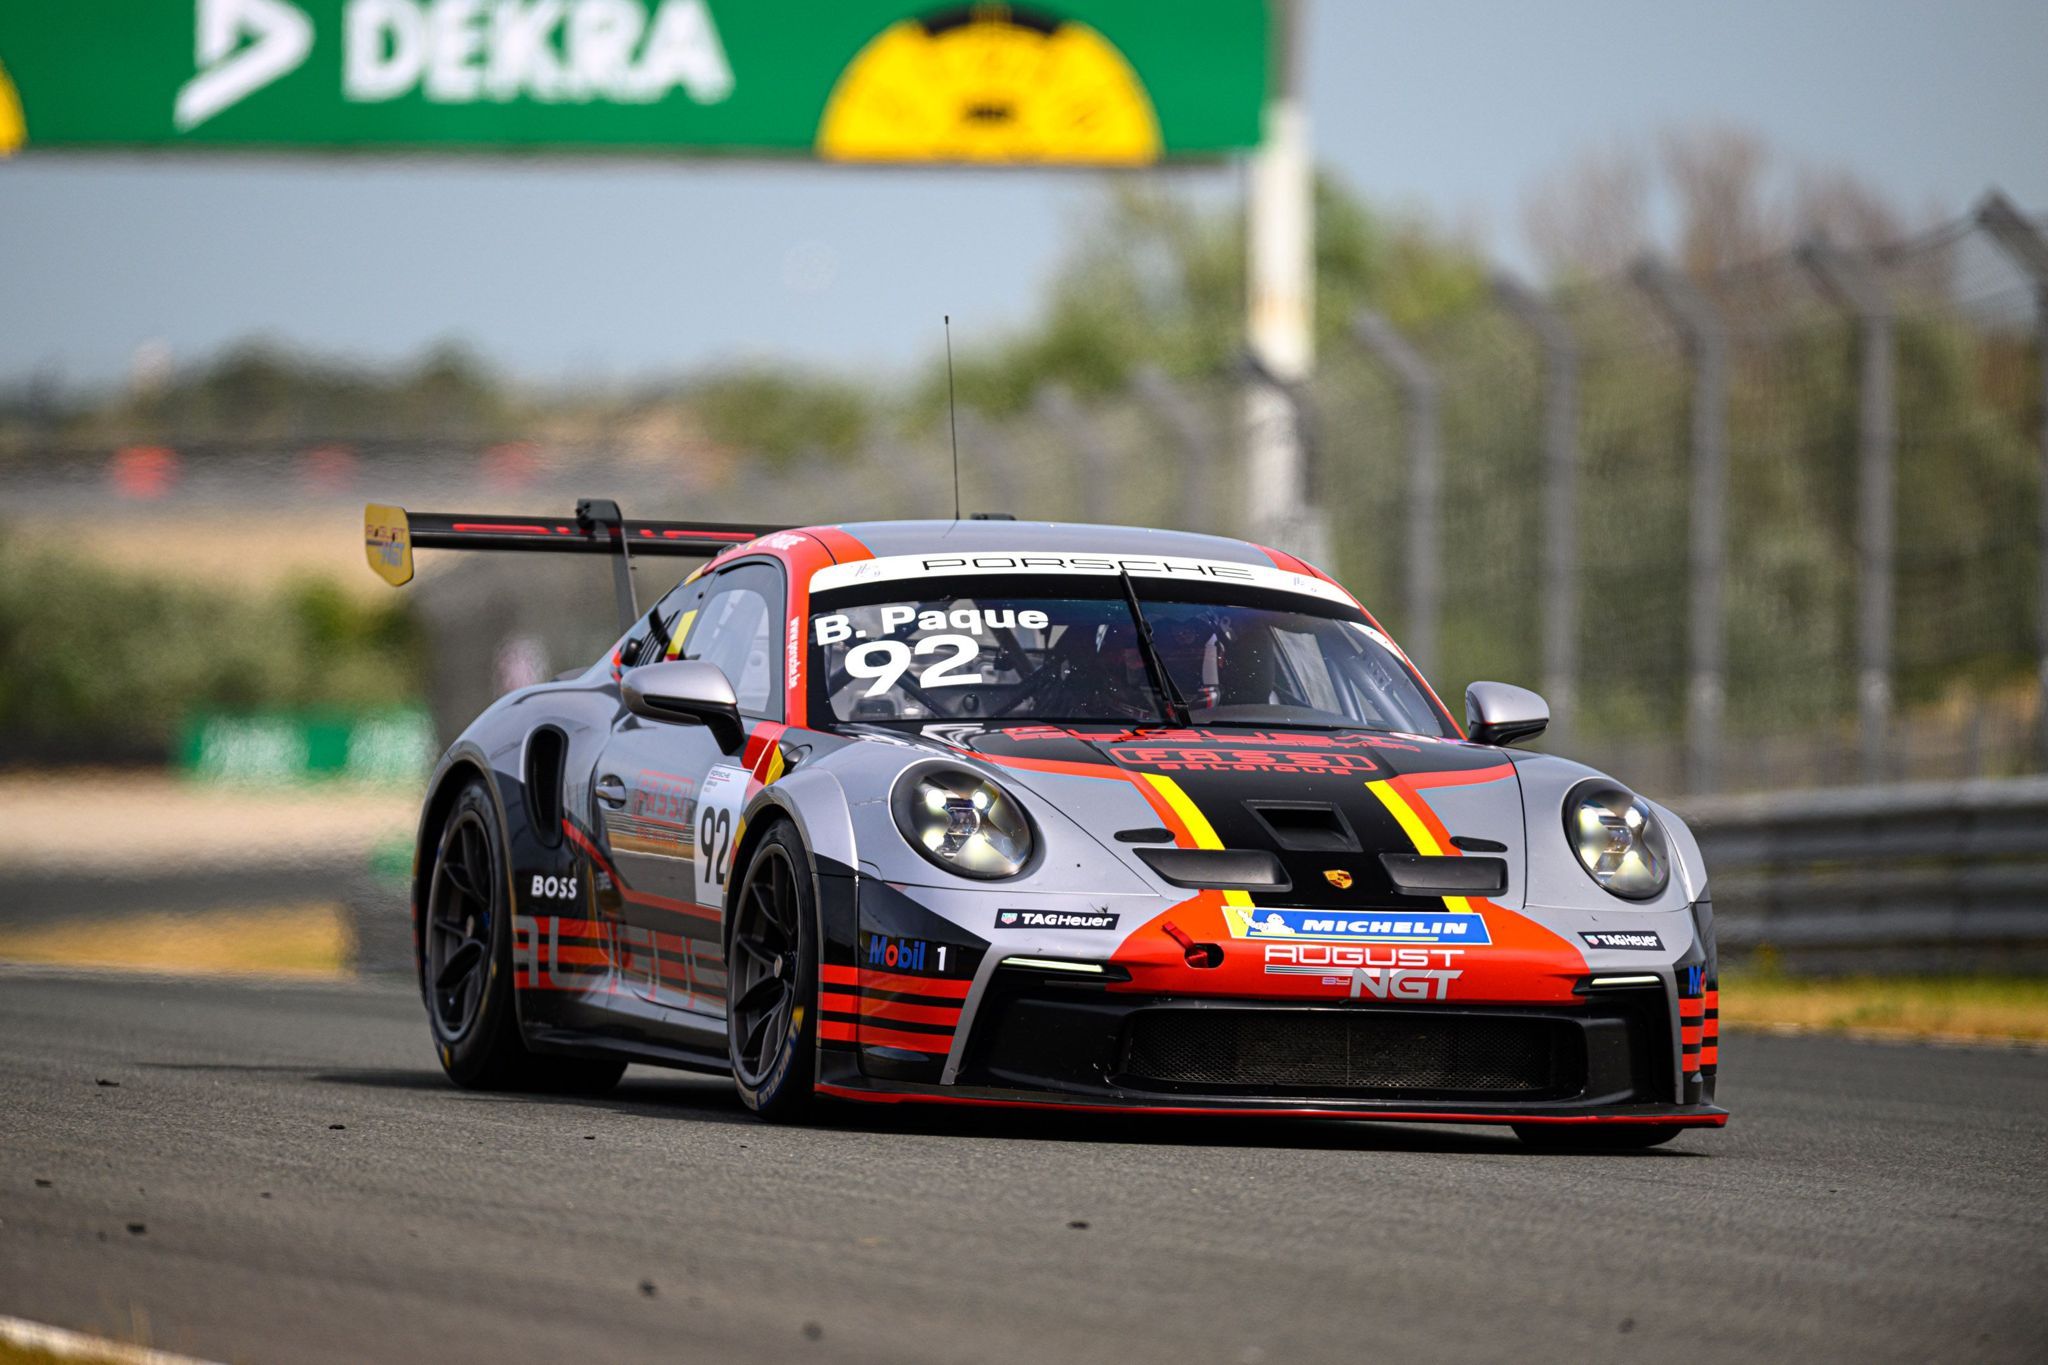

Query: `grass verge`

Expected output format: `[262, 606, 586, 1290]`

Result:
[0, 905, 352, 979]
[1721, 971, 2048, 1043]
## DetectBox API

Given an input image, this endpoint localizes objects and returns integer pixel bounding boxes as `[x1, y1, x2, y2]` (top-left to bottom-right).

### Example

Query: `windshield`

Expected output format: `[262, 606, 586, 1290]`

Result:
[805, 576, 1452, 735]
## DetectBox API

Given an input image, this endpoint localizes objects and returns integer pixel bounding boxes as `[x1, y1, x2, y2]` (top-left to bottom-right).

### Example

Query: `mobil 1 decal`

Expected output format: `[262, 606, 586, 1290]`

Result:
[860, 932, 976, 979]
[694, 765, 749, 903]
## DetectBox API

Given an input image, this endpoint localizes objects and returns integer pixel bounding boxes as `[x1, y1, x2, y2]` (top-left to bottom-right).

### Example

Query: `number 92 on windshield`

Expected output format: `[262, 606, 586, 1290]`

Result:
[813, 606, 1049, 698]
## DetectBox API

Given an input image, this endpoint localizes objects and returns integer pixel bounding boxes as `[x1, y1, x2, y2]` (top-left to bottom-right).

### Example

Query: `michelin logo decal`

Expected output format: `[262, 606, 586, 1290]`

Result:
[1229, 907, 1491, 946]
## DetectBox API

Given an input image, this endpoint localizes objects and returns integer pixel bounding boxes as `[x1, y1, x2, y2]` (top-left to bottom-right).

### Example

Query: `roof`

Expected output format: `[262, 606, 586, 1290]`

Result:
[818, 519, 1279, 566]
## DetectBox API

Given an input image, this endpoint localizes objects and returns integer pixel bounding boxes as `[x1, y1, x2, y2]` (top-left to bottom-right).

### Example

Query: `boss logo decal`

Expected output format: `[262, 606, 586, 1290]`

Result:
[530, 874, 579, 900]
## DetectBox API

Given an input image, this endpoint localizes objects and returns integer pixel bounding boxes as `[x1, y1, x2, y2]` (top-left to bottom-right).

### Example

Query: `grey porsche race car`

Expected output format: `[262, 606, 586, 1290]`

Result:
[366, 502, 1723, 1148]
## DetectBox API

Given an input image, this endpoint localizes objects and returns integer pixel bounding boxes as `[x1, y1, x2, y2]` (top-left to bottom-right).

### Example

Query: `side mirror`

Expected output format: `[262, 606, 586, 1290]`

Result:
[623, 660, 745, 754]
[1466, 681, 1548, 747]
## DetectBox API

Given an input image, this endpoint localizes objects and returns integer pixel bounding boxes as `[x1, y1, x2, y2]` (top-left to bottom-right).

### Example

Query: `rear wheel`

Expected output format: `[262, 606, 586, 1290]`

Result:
[726, 823, 819, 1120]
[424, 778, 624, 1095]
[1513, 1123, 1685, 1151]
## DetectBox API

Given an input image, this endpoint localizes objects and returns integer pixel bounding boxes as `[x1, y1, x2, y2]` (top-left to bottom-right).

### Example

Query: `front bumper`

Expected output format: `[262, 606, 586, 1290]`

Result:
[816, 963, 1727, 1127]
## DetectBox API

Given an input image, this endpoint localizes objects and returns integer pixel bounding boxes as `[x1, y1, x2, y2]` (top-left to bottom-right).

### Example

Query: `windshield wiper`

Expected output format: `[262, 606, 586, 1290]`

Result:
[1117, 570, 1193, 728]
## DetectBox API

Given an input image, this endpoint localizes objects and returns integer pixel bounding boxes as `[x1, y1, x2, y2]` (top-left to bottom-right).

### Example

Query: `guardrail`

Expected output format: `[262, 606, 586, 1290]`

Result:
[1679, 775, 2048, 967]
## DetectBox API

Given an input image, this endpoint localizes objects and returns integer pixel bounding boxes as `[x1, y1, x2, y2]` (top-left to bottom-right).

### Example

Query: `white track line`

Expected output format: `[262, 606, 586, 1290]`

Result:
[0, 1314, 224, 1365]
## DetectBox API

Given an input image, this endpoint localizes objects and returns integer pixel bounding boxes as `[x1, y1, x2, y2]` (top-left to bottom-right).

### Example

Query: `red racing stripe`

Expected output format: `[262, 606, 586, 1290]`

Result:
[1401, 763, 1516, 790]
[822, 964, 974, 998]
[820, 989, 963, 1026]
[841, 1023, 955, 1054]
[805, 525, 875, 563]
[562, 819, 720, 923]
[859, 996, 963, 1027]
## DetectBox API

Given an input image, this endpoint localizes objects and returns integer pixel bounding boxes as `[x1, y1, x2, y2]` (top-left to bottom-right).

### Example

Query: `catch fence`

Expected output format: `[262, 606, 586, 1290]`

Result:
[928, 192, 2048, 800]
[5, 195, 2043, 804]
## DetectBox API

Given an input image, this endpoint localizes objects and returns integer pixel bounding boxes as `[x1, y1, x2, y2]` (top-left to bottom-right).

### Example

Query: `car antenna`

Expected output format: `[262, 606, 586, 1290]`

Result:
[944, 314, 962, 522]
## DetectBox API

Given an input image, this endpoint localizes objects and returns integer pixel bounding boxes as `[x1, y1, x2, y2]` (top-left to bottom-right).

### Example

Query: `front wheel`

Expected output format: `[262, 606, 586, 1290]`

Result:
[1513, 1123, 1685, 1151]
[726, 822, 819, 1120]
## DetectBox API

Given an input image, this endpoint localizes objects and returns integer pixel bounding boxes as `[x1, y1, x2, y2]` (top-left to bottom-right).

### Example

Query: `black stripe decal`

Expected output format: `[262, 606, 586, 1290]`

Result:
[818, 1009, 957, 1036]
[850, 985, 970, 1009]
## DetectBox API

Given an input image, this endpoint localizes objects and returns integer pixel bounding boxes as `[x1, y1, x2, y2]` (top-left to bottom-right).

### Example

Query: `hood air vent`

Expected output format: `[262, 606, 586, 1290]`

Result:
[1244, 802, 1360, 853]
[1379, 853, 1508, 897]
[1135, 848, 1291, 892]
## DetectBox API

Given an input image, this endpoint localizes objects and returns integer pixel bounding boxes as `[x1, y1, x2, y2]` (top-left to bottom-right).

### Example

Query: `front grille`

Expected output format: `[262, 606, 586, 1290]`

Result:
[1118, 1008, 1580, 1098]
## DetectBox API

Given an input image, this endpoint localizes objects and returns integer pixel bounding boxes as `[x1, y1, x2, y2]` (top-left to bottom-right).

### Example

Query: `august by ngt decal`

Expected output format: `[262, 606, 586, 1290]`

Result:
[0, 1, 1264, 162]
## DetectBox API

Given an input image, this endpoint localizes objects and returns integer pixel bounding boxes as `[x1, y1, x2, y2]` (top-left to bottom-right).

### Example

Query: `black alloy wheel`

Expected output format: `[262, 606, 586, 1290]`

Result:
[727, 823, 819, 1119]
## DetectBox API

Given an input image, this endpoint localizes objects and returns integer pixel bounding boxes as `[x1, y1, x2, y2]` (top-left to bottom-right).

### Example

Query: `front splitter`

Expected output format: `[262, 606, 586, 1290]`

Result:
[815, 1078, 1729, 1127]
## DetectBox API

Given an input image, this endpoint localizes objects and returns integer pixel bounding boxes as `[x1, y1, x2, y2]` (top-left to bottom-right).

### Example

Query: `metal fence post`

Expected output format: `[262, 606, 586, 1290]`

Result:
[1238, 350, 1330, 563]
[1134, 366, 1218, 532]
[1351, 310, 1441, 677]
[1495, 276, 1579, 749]
[1035, 384, 1112, 524]
[1975, 192, 2048, 770]
[1800, 239, 1896, 784]
[1634, 259, 1730, 795]
[1243, 0, 1317, 554]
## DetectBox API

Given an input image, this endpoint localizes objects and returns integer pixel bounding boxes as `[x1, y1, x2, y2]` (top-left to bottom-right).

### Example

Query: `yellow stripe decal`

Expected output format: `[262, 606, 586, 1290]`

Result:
[1143, 773, 1221, 847]
[0, 60, 24, 157]
[664, 608, 699, 660]
[1143, 773, 1254, 910]
[1366, 779, 1472, 915]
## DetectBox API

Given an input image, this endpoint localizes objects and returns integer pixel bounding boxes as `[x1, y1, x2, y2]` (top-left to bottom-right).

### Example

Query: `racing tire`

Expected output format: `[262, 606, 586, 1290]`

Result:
[1512, 1123, 1685, 1151]
[423, 778, 625, 1096]
[726, 821, 820, 1121]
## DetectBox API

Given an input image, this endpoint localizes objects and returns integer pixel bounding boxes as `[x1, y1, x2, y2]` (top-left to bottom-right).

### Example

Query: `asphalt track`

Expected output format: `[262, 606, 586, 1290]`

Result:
[1, 971, 2042, 1365]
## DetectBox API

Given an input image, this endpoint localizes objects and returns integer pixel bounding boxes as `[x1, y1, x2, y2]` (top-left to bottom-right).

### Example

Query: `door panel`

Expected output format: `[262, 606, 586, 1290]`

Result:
[593, 718, 727, 1012]
[588, 558, 788, 1023]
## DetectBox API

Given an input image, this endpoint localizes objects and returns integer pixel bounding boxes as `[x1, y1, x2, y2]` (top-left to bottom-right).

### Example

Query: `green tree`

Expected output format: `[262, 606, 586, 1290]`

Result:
[933, 174, 1490, 417]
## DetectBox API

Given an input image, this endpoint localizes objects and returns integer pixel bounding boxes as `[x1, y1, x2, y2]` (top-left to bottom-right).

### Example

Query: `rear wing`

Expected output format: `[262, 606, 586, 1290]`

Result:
[365, 499, 786, 633]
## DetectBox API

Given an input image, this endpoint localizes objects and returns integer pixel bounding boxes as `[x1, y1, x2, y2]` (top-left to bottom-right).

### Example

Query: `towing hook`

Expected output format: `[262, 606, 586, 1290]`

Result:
[1161, 919, 1223, 969]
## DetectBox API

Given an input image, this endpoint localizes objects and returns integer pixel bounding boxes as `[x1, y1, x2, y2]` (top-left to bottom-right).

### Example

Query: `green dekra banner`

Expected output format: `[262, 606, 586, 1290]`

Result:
[0, 1, 1267, 163]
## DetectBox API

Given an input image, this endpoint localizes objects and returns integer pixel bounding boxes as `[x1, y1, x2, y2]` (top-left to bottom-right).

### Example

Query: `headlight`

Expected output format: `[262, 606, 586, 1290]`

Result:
[1564, 779, 1671, 901]
[891, 765, 1034, 879]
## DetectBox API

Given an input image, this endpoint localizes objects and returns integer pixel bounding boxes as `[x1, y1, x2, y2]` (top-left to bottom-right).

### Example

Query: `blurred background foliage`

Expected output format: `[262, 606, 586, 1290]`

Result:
[928, 176, 1491, 417]
[687, 367, 876, 466]
[0, 127, 2040, 791]
[0, 529, 422, 759]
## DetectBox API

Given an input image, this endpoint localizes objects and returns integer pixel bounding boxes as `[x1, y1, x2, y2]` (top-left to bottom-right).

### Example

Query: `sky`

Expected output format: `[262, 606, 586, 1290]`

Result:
[2, 0, 2043, 389]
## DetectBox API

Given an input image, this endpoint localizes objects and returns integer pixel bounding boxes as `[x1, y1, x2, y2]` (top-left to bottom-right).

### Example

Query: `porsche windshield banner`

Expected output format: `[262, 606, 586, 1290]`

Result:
[0, 1, 1266, 163]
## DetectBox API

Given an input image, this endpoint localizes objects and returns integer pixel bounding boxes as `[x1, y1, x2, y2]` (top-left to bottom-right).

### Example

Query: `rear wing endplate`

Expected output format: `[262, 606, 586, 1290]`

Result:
[365, 499, 785, 634]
